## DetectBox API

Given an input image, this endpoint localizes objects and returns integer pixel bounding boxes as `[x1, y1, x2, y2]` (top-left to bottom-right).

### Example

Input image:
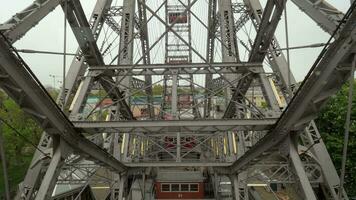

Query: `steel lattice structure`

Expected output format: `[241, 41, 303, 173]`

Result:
[0, 0, 355, 199]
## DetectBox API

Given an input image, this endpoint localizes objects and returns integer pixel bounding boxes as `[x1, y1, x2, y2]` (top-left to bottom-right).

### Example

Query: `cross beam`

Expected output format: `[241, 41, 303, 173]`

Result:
[89, 62, 262, 75]
[73, 118, 277, 134]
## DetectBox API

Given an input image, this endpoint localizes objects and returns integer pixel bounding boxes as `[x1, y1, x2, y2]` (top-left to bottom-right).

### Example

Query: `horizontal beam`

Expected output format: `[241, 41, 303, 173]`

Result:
[0, 34, 127, 173]
[230, 7, 356, 173]
[89, 62, 263, 75]
[73, 119, 277, 134]
[125, 162, 231, 167]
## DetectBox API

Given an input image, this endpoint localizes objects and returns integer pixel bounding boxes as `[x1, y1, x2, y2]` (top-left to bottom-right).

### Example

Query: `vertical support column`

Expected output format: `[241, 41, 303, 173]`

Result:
[218, 0, 239, 63]
[118, 0, 136, 66]
[137, 0, 154, 119]
[117, 175, 127, 200]
[205, 0, 218, 118]
[236, 131, 249, 200]
[231, 175, 240, 200]
[289, 135, 317, 200]
[0, 120, 10, 200]
[35, 137, 70, 200]
[111, 131, 122, 200]
[171, 74, 178, 118]
[218, 0, 240, 162]
[117, 0, 136, 165]
[171, 73, 181, 161]
[176, 132, 181, 162]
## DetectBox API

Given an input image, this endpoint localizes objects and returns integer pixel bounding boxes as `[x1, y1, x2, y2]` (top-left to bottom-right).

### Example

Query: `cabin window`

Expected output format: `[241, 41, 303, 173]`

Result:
[190, 184, 199, 192]
[161, 184, 170, 192]
[171, 184, 180, 191]
[160, 183, 199, 192]
[181, 184, 189, 191]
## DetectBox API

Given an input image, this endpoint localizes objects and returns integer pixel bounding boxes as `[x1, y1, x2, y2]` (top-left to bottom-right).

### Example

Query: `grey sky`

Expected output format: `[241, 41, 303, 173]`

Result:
[0, 0, 351, 87]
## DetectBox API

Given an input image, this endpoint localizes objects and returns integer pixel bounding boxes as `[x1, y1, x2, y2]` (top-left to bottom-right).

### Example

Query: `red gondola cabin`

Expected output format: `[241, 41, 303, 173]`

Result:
[155, 170, 205, 199]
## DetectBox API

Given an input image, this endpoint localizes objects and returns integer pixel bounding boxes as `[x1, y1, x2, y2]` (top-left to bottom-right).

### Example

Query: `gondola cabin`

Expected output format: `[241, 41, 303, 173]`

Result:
[168, 12, 188, 24]
[155, 171, 205, 199]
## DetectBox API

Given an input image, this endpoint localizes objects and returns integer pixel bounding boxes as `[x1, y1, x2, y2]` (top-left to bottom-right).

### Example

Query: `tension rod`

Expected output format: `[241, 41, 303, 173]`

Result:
[16, 49, 77, 56]
[264, 43, 327, 52]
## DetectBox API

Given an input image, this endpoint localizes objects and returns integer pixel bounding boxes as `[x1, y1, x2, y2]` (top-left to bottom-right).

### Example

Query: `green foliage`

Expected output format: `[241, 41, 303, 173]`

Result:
[316, 80, 356, 196]
[153, 84, 163, 95]
[0, 91, 42, 196]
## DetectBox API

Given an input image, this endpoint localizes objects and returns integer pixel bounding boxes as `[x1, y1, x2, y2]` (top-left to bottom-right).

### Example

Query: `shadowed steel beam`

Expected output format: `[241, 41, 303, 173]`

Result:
[73, 119, 277, 134]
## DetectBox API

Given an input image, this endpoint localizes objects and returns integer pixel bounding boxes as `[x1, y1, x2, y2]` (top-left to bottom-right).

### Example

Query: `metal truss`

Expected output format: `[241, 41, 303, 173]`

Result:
[0, 0, 354, 199]
[0, 32, 127, 188]
[231, 5, 356, 198]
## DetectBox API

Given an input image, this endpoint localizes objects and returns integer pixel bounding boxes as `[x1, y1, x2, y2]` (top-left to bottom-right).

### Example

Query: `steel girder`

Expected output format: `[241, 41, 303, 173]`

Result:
[73, 118, 277, 134]
[89, 62, 262, 75]
[0, 0, 62, 43]
[291, 0, 344, 35]
[0, 0, 350, 198]
[0, 33, 127, 174]
[230, 5, 356, 178]
[204, 0, 218, 119]
[137, 0, 154, 118]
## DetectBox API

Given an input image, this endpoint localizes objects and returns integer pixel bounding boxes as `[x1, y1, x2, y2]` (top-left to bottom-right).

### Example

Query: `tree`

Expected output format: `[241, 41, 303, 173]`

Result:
[0, 91, 42, 196]
[153, 84, 163, 95]
[316, 80, 356, 196]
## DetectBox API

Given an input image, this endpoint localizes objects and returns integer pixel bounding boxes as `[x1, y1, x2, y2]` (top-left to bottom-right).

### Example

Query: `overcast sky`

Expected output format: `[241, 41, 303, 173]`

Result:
[0, 0, 351, 87]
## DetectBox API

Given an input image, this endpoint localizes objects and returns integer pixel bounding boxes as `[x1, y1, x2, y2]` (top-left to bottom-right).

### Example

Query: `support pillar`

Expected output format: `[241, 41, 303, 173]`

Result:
[289, 135, 317, 200]
[231, 175, 240, 200]
[118, 175, 127, 200]
[236, 131, 249, 200]
[35, 137, 70, 200]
